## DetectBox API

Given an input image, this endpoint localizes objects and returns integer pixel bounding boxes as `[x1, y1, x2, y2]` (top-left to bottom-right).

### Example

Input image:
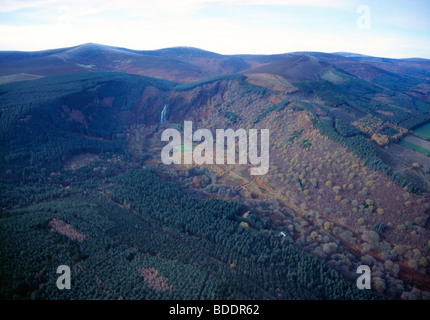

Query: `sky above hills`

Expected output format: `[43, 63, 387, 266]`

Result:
[0, 0, 429, 58]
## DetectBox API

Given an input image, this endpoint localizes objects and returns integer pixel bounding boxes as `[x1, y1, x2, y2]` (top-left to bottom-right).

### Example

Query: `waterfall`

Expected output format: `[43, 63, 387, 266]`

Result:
[160, 104, 168, 124]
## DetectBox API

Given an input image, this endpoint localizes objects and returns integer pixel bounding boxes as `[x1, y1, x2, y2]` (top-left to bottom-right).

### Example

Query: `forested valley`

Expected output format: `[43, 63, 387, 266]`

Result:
[1, 67, 429, 300]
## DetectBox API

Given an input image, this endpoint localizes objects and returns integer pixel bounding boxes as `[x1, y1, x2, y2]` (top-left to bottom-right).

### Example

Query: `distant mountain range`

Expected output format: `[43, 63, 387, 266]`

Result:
[1, 43, 429, 91]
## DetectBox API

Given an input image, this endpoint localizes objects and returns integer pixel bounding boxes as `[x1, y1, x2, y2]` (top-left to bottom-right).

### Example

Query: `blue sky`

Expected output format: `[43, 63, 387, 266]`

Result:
[0, 0, 429, 58]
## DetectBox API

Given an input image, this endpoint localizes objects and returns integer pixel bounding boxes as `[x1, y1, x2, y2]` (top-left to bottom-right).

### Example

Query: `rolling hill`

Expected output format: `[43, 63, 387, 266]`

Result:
[0, 43, 251, 83]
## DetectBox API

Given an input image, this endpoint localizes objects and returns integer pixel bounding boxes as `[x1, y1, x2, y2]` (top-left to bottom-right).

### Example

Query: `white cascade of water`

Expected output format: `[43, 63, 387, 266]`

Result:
[160, 104, 168, 124]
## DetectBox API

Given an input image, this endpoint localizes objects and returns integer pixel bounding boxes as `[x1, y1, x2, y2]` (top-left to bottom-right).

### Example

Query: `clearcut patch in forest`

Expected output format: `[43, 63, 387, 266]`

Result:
[402, 135, 430, 150]
[399, 135, 430, 156]
[388, 143, 430, 167]
[64, 153, 99, 171]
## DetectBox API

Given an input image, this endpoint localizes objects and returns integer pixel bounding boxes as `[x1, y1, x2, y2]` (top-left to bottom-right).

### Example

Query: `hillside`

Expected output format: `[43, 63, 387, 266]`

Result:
[0, 43, 251, 83]
[2, 43, 430, 87]
[1, 45, 430, 300]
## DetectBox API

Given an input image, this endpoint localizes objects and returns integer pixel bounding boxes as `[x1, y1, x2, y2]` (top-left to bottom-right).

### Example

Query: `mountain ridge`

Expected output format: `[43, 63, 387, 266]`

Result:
[1, 43, 429, 85]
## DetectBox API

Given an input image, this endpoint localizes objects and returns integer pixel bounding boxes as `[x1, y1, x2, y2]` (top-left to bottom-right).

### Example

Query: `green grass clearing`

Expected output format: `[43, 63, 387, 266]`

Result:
[173, 144, 194, 154]
[413, 122, 430, 140]
[399, 140, 430, 156]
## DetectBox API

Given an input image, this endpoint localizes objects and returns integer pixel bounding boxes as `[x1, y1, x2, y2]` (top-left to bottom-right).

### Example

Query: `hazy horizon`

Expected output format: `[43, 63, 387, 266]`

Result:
[0, 0, 429, 59]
